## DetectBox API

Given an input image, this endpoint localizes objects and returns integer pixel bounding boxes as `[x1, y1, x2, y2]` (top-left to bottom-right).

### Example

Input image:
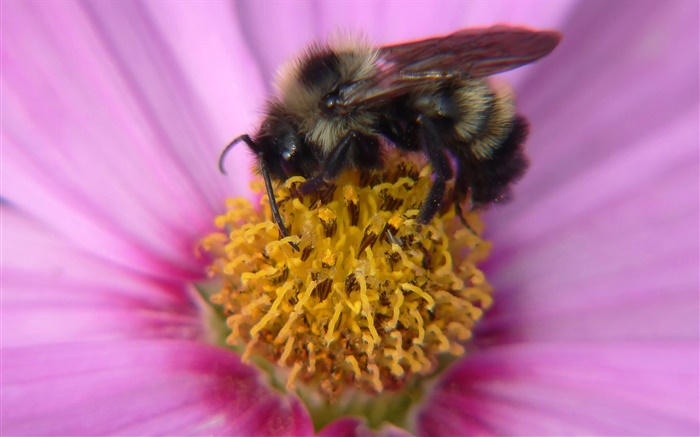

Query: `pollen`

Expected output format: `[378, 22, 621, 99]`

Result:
[201, 155, 493, 398]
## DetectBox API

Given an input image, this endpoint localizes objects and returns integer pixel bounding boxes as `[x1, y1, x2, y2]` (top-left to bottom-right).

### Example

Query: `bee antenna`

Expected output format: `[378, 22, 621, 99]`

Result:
[258, 157, 300, 252]
[219, 135, 254, 175]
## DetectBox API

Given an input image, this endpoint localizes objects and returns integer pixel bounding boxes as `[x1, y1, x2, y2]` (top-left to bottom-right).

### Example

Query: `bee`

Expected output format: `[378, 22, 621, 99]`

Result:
[220, 26, 561, 242]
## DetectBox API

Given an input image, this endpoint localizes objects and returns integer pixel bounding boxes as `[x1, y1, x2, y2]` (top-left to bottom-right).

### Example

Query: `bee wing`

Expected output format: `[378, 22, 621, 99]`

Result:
[381, 25, 561, 79]
[340, 26, 561, 106]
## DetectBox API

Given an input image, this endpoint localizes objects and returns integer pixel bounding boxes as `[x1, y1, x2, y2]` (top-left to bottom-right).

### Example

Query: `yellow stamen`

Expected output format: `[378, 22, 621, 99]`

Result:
[201, 154, 493, 397]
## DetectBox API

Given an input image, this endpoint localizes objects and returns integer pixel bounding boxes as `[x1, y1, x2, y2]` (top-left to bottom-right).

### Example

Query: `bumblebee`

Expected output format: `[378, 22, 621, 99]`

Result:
[220, 26, 561, 239]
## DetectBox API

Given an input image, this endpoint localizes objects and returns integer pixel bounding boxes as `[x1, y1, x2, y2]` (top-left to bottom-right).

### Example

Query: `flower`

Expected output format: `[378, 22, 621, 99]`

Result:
[2, 1, 698, 436]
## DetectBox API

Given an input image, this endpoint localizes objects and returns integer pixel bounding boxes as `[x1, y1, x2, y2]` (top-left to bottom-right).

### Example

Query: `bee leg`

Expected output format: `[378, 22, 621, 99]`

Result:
[451, 161, 478, 235]
[295, 175, 325, 197]
[453, 202, 478, 236]
[417, 117, 453, 225]
[298, 130, 361, 195]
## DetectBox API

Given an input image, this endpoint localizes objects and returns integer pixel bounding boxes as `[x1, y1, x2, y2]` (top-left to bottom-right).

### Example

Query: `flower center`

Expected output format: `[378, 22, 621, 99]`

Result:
[201, 154, 492, 402]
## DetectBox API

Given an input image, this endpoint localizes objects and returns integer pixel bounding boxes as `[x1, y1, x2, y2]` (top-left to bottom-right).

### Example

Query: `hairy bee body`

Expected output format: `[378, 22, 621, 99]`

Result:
[221, 27, 560, 238]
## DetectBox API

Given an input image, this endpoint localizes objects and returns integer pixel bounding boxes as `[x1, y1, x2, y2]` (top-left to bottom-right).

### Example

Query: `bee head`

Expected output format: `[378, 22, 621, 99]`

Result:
[256, 115, 319, 179]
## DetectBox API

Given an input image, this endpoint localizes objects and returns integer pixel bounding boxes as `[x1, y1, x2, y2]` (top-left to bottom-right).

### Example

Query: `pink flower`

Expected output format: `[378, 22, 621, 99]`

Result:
[2, 1, 697, 435]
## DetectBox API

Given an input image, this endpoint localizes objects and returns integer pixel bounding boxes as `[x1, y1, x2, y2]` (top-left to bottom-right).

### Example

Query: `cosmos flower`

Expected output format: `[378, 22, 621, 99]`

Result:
[2, 0, 698, 436]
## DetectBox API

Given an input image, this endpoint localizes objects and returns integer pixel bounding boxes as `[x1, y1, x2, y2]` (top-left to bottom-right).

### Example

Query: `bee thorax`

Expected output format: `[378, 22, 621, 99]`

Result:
[307, 112, 378, 155]
[413, 93, 460, 119]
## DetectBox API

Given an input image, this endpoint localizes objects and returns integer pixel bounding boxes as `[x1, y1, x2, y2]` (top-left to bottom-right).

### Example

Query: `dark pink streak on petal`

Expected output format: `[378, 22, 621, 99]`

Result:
[2, 341, 313, 436]
[419, 343, 699, 436]
[4, 280, 202, 348]
[2, 208, 205, 348]
[319, 417, 414, 437]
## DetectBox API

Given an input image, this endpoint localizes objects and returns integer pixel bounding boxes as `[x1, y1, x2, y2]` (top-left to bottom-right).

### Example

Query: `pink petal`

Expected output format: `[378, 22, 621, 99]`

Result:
[478, 115, 698, 342]
[418, 343, 699, 436]
[2, 207, 205, 348]
[2, 340, 313, 436]
[4, 1, 697, 435]
[2, 1, 262, 279]
[476, 0, 699, 343]
[417, 1, 699, 435]
[499, 0, 699, 221]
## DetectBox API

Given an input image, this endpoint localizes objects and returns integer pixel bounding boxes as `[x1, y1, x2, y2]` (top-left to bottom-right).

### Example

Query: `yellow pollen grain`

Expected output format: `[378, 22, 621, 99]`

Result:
[202, 153, 493, 397]
[388, 213, 403, 229]
[322, 249, 337, 267]
[343, 184, 359, 203]
[318, 207, 336, 223]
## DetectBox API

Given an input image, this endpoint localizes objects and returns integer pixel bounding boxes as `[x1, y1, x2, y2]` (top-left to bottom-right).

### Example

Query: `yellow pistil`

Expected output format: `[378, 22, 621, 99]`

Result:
[201, 155, 493, 398]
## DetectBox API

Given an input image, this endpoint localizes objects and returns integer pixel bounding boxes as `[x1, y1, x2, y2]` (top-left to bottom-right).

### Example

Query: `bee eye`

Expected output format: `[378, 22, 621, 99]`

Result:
[280, 151, 300, 176]
[322, 88, 353, 116]
[322, 92, 338, 112]
[277, 131, 300, 162]
[278, 135, 308, 177]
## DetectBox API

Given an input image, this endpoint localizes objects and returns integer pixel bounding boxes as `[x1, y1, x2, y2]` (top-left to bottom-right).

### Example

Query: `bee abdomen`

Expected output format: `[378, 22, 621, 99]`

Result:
[466, 116, 529, 206]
